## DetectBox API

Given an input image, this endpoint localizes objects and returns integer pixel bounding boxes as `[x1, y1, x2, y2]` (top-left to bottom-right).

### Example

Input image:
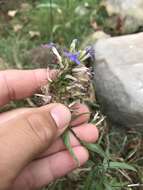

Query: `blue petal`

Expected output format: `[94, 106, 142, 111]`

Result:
[75, 59, 81, 65]
[64, 51, 81, 64]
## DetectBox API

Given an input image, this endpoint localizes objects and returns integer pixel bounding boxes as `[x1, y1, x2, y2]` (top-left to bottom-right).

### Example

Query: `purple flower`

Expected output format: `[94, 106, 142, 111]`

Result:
[64, 51, 81, 65]
[85, 46, 95, 60]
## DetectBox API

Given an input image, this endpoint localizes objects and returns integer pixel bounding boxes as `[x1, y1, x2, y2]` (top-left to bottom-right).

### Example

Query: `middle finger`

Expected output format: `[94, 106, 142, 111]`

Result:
[37, 123, 99, 158]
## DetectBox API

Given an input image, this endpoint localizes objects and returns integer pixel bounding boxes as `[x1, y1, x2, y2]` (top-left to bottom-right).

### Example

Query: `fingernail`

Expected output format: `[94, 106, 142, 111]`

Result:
[50, 104, 71, 128]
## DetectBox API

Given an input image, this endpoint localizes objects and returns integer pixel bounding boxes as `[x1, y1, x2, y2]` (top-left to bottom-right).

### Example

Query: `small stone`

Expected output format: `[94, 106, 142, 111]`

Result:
[81, 31, 110, 49]
[29, 31, 40, 38]
[8, 10, 18, 18]
[94, 32, 143, 129]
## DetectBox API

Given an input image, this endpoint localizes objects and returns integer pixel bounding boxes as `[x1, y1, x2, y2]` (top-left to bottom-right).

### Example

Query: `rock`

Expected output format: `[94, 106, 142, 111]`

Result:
[24, 47, 59, 69]
[94, 32, 143, 129]
[81, 31, 110, 49]
[104, 0, 143, 34]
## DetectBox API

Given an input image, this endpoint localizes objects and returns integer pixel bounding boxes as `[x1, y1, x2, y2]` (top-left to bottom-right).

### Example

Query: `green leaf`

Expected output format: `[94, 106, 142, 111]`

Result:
[84, 143, 106, 158]
[36, 3, 59, 9]
[70, 39, 78, 53]
[84, 170, 94, 190]
[105, 162, 137, 172]
[62, 130, 80, 166]
[104, 183, 114, 190]
[52, 25, 61, 34]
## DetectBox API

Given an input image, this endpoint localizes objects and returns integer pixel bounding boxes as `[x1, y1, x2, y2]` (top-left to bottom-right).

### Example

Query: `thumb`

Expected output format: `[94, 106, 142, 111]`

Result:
[0, 103, 71, 189]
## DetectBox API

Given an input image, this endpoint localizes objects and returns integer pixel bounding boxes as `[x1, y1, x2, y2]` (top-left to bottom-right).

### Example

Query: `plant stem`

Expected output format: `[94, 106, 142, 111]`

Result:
[49, 0, 53, 41]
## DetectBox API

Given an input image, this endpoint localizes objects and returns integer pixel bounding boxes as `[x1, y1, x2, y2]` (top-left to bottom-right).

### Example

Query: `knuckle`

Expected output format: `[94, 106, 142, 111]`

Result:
[0, 72, 16, 101]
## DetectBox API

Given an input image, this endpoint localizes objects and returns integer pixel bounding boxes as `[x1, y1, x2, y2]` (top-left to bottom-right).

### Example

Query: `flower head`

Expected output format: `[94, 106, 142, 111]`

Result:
[64, 51, 81, 65]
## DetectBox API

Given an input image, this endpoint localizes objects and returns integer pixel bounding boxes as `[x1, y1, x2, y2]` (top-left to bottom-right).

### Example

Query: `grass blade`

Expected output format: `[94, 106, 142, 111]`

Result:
[84, 170, 94, 190]
[105, 162, 137, 172]
[36, 3, 59, 9]
[84, 143, 106, 158]
[62, 130, 80, 166]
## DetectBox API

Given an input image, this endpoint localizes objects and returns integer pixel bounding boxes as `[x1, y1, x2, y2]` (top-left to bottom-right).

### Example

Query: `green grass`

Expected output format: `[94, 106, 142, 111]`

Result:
[0, 0, 143, 189]
[47, 125, 143, 190]
[0, 0, 101, 67]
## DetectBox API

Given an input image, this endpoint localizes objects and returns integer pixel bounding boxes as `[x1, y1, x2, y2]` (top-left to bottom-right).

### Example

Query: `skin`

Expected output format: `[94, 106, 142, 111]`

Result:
[0, 68, 99, 190]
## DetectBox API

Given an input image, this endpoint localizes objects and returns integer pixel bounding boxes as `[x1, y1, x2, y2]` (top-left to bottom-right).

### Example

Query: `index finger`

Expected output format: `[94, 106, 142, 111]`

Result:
[0, 68, 56, 107]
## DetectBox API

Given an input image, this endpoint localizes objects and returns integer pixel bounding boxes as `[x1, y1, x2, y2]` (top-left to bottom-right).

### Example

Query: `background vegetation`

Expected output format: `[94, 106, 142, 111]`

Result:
[0, 0, 143, 189]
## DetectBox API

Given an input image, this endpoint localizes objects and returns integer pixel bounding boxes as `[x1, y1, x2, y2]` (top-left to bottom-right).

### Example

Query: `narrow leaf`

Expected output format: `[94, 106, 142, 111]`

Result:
[84, 170, 94, 190]
[62, 130, 80, 166]
[37, 3, 59, 8]
[84, 143, 106, 158]
[104, 183, 114, 190]
[105, 162, 137, 172]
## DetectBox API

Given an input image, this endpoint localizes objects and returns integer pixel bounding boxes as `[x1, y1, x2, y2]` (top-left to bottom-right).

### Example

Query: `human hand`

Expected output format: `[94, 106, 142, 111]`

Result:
[0, 69, 99, 190]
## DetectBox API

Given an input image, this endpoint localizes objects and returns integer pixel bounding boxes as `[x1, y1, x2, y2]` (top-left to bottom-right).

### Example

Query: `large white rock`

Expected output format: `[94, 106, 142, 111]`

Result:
[94, 33, 143, 129]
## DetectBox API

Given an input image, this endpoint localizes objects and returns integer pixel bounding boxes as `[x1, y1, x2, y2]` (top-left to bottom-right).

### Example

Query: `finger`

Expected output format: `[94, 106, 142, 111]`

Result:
[0, 68, 57, 106]
[0, 103, 90, 126]
[0, 104, 93, 158]
[39, 123, 98, 157]
[70, 103, 90, 126]
[0, 104, 95, 159]
[0, 103, 71, 189]
[0, 108, 29, 124]
[11, 146, 88, 190]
